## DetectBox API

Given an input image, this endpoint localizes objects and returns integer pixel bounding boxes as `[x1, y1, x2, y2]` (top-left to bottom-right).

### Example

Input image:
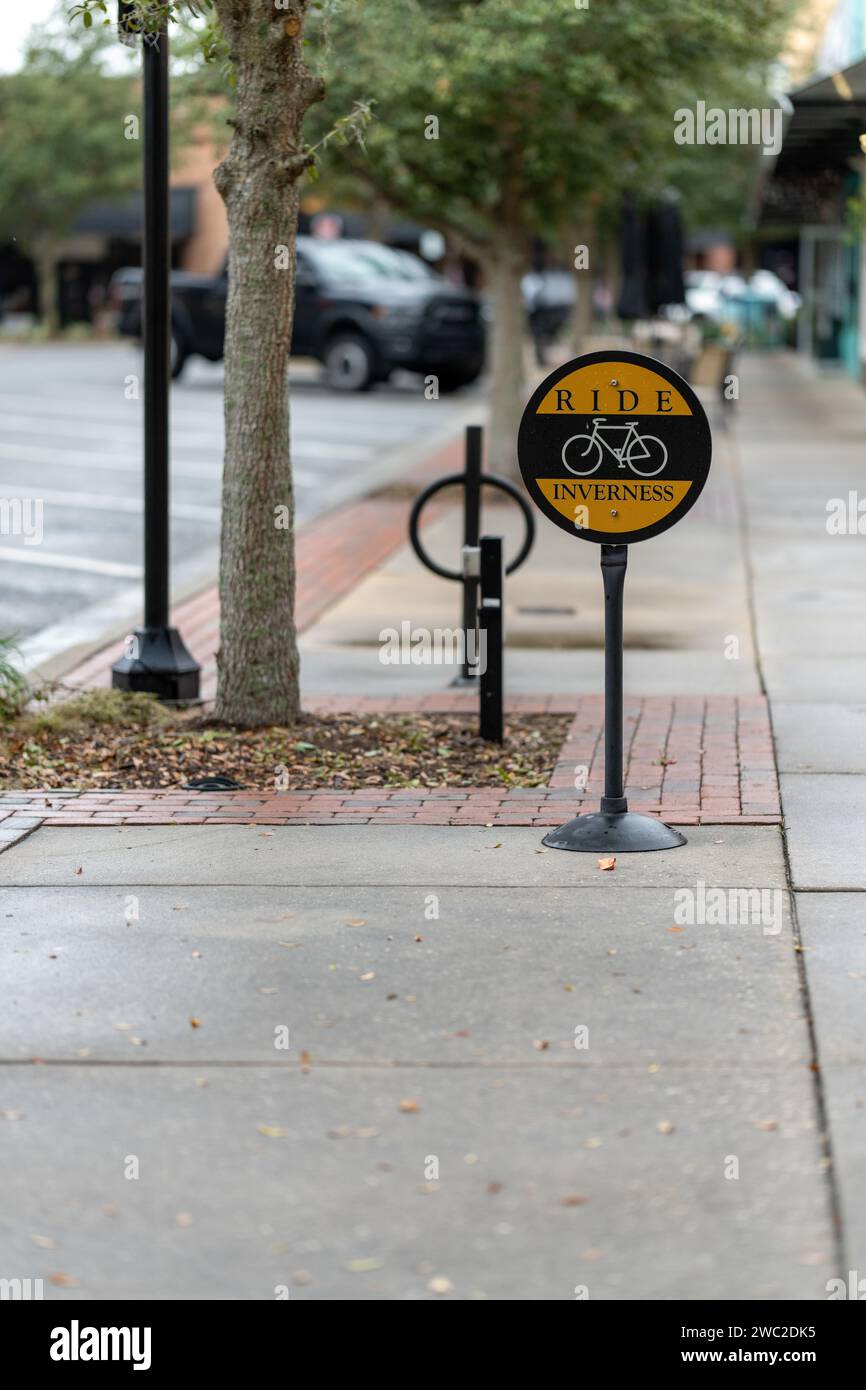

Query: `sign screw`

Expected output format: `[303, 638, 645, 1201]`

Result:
[610, 379, 618, 387]
[610, 509, 618, 516]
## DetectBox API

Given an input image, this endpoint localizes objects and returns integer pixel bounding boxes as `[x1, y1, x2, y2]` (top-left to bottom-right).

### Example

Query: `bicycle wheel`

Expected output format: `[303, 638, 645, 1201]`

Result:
[626, 434, 667, 477]
[562, 433, 603, 476]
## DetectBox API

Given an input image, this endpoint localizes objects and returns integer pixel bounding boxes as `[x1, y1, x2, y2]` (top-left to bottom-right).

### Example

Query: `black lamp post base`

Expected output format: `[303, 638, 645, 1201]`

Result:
[111, 626, 201, 703]
[542, 810, 687, 854]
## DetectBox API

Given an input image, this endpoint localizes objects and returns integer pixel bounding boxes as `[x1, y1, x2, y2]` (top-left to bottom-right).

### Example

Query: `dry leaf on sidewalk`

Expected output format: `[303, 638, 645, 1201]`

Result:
[597, 857, 616, 871]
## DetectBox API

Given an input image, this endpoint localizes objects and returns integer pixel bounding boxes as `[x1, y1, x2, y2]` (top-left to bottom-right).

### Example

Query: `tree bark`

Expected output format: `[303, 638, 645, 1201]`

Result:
[34, 241, 60, 335]
[570, 211, 595, 355]
[212, 0, 324, 726]
[486, 234, 526, 476]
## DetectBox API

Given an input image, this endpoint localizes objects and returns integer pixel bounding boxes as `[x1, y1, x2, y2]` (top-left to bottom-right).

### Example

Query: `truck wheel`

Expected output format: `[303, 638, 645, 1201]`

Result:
[170, 329, 188, 381]
[323, 333, 376, 391]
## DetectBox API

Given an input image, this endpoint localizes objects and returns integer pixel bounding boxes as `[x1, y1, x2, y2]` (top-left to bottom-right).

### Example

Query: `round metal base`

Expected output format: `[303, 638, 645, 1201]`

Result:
[542, 811, 687, 854]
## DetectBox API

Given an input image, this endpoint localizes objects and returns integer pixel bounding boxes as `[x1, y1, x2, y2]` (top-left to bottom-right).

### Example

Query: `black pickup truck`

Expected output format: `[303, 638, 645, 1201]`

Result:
[111, 237, 486, 392]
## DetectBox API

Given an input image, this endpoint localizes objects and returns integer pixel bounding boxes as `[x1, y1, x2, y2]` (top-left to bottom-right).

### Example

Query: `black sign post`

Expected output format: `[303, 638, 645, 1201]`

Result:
[518, 350, 711, 853]
[111, 5, 201, 701]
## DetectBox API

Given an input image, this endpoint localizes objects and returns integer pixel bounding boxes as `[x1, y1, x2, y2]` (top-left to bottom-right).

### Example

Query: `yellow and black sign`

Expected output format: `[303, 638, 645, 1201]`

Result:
[518, 350, 711, 544]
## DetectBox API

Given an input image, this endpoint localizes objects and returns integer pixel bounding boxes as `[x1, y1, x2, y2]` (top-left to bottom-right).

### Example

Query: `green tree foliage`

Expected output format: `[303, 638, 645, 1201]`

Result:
[313, 0, 794, 466]
[0, 13, 141, 330]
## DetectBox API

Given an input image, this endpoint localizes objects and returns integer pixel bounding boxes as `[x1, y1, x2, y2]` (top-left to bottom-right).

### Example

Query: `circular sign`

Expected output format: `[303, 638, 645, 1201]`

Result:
[518, 350, 711, 545]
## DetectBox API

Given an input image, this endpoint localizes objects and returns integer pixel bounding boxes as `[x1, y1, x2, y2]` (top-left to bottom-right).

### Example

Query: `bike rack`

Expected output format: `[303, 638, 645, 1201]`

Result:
[478, 536, 504, 743]
[408, 425, 535, 686]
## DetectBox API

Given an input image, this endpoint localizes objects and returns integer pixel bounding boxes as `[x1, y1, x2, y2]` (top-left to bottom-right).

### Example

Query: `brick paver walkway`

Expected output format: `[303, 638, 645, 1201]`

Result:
[0, 695, 779, 838]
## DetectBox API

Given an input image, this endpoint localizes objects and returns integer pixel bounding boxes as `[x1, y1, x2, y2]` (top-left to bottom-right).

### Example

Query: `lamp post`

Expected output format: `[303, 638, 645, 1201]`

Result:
[111, 2, 201, 700]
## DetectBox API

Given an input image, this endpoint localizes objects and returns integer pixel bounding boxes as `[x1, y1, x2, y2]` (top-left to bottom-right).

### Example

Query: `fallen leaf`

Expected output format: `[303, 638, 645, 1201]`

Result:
[360, 971, 375, 981]
[399, 1098, 421, 1113]
[561, 1194, 588, 1207]
[345, 1257, 383, 1273]
[754, 1118, 778, 1132]
[189, 1017, 202, 1029]
[293, 1270, 313, 1286]
[74, 867, 83, 876]
[533, 1039, 550, 1051]
[656, 1120, 675, 1135]
[428, 1276, 453, 1295]
[597, 857, 616, 871]
[48, 1272, 76, 1287]
[257, 1124, 288, 1139]
[346, 919, 367, 927]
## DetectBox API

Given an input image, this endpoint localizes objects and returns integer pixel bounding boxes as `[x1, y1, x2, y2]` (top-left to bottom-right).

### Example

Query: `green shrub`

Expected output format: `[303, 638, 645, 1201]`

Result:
[0, 637, 28, 722]
[25, 687, 171, 735]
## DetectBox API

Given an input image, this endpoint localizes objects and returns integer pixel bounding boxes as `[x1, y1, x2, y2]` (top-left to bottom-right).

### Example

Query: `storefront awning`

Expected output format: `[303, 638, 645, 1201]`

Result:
[758, 58, 866, 227]
[72, 187, 196, 241]
[775, 58, 866, 176]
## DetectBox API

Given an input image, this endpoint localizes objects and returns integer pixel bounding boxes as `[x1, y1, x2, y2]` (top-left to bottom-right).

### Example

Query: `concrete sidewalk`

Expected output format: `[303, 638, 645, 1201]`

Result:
[0, 351, 864, 1301]
[0, 823, 830, 1300]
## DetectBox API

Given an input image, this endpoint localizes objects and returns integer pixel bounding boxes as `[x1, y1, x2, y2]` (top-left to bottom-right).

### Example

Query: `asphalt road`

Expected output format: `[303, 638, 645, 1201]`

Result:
[0, 342, 477, 653]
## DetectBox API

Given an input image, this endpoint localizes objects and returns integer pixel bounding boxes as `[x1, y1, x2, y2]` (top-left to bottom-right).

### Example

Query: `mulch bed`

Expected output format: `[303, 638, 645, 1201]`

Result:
[0, 711, 569, 792]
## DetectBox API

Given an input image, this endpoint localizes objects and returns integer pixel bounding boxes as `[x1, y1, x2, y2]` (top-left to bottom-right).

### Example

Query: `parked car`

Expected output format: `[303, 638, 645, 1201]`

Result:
[111, 237, 486, 391]
[684, 269, 800, 326]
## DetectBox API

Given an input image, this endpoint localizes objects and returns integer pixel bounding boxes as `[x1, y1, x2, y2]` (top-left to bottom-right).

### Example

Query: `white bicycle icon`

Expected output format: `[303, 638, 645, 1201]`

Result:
[561, 418, 668, 478]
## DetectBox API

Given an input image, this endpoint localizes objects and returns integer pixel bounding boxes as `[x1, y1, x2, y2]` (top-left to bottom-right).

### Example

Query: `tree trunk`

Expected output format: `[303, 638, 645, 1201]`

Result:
[34, 242, 60, 335]
[487, 235, 526, 476]
[570, 211, 595, 355]
[212, 0, 324, 726]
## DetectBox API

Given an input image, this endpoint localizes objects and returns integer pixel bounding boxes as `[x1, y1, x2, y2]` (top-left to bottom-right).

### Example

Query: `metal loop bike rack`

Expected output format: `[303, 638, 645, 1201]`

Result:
[408, 460, 535, 583]
[408, 426, 535, 690]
